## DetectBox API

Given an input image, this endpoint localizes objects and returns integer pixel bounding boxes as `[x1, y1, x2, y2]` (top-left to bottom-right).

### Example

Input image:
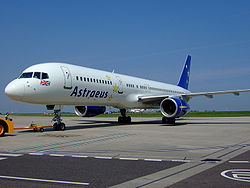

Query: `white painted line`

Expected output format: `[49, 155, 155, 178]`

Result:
[144, 159, 163, 162]
[0, 158, 7, 161]
[0, 175, 89, 186]
[171, 159, 191, 163]
[119, 158, 139, 161]
[71, 155, 88, 158]
[29, 153, 44, 156]
[94, 156, 112, 160]
[0, 153, 23, 157]
[229, 161, 250, 163]
[49, 154, 65, 157]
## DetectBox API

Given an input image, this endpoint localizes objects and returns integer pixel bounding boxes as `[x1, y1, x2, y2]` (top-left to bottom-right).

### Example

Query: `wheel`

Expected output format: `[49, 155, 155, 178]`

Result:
[162, 117, 175, 125]
[167, 118, 175, 125]
[118, 116, 123, 123]
[59, 123, 66, 131]
[126, 116, 131, 123]
[0, 124, 6, 137]
[53, 123, 60, 131]
[39, 128, 44, 132]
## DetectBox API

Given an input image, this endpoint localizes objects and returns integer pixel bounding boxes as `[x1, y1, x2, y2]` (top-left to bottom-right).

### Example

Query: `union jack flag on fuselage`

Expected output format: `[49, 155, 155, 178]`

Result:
[40, 80, 51, 86]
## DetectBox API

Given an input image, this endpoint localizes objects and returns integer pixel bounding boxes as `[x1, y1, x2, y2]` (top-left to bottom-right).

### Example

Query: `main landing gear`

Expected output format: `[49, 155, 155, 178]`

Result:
[52, 109, 66, 131]
[162, 117, 176, 125]
[118, 109, 131, 123]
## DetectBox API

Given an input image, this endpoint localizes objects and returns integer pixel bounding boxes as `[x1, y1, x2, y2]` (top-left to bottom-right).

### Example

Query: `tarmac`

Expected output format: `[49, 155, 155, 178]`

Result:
[0, 116, 250, 187]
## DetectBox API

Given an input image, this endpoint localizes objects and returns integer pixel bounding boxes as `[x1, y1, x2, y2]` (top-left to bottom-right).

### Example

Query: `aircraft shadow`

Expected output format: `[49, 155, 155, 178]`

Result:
[15, 119, 249, 133]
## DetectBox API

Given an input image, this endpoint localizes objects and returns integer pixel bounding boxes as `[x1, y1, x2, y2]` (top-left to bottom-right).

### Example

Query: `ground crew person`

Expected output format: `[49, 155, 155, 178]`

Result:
[4, 113, 9, 120]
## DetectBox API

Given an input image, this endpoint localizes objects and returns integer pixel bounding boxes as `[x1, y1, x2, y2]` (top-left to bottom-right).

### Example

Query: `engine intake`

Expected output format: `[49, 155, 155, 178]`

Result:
[75, 106, 106, 117]
[160, 98, 190, 118]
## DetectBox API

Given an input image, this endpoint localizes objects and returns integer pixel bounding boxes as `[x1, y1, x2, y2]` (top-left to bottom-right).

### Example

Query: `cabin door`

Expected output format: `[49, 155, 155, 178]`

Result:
[60, 66, 72, 89]
[115, 76, 124, 94]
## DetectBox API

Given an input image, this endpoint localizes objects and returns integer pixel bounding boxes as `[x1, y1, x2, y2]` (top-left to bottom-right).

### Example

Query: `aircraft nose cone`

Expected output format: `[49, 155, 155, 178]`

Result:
[5, 80, 24, 101]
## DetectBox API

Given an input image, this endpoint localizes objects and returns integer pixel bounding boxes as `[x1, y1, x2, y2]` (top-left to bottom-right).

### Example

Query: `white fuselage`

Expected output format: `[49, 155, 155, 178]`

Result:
[5, 63, 190, 109]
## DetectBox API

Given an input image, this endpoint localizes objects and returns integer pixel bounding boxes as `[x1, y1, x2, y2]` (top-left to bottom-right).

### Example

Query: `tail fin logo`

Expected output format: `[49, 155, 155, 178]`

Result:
[177, 55, 191, 90]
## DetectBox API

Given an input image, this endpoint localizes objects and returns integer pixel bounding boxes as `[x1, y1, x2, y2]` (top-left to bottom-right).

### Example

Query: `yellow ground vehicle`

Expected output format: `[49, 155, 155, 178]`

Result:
[0, 117, 53, 136]
[0, 118, 14, 136]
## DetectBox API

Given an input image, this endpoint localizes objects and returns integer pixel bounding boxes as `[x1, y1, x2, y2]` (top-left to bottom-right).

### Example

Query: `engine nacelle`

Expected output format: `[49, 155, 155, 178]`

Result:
[75, 106, 106, 117]
[160, 98, 190, 118]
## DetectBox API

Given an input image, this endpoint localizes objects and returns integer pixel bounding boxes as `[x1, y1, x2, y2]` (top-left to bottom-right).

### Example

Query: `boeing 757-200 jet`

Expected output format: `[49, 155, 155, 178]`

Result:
[4, 55, 250, 130]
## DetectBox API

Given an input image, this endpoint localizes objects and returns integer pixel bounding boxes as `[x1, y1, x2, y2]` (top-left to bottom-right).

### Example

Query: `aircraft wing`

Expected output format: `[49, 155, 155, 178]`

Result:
[183, 89, 250, 98]
[138, 89, 250, 104]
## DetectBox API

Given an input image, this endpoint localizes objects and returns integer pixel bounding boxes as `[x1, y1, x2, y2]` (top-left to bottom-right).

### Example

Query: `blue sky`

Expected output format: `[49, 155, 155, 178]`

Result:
[1, 0, 250, 113]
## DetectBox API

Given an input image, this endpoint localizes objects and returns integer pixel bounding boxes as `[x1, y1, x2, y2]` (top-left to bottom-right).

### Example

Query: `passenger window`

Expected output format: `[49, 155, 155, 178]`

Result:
[33, 72, 41, 79]
[42, 73, 49, 79]
[19, 72, 33, 79]
[80, 77, 83, 81]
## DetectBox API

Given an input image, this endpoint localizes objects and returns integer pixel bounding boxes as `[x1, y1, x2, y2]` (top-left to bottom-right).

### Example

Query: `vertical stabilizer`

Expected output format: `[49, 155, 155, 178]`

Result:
[177, 55, 191, 90]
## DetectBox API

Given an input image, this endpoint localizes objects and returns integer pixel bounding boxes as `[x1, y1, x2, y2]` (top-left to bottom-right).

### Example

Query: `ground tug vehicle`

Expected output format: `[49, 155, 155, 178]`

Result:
[0, 117, 52, 136]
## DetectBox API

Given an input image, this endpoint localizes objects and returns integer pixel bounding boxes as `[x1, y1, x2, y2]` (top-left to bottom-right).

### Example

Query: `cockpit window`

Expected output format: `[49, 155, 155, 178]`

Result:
[42, 72, 49, 79]
[19, 72, 33, 79]
[33, 72, 41, 79]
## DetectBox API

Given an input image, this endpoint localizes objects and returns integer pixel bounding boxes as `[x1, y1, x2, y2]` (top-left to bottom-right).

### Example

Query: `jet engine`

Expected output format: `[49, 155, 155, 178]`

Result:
[75, 106, 106, 117]
[160, 98, 190, 118]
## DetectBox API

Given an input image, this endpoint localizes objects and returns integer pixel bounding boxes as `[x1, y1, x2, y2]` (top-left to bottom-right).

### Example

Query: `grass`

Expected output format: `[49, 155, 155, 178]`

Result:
[5, 111, 250, 117]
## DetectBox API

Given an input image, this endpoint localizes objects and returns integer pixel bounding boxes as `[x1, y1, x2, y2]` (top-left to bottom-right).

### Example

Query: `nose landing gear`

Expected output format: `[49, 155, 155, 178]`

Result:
[52, 109, 66, 131]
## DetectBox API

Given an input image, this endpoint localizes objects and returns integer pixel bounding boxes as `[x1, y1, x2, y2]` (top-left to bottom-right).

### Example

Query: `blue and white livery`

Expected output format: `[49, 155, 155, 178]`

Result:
[5, 55, 250, 129]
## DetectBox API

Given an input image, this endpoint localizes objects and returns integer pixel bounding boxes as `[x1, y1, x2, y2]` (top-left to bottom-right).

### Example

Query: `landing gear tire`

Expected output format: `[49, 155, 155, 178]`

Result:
[118, 116, 131, 123]
[118, 109, 132, 123]
[127, 116, 131, 123]
[0, 124, 6, 137]
[53, 123, 66, 131]
[162, 117, 175, 125]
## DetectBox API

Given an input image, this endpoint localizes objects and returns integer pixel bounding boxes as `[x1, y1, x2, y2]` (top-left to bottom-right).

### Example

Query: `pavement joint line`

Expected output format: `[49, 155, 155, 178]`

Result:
[9, 133, 135, 152]
[0, 153, 23, 157]
[35, 134, 134, 152]
[0, 175, 90, 186]
[228, 160, 250, 163]
[0, 158, 7, 160]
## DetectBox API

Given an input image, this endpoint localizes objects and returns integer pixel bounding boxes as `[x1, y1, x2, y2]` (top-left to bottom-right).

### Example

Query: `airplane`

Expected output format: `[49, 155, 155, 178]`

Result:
[4, 55, 250, 130]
